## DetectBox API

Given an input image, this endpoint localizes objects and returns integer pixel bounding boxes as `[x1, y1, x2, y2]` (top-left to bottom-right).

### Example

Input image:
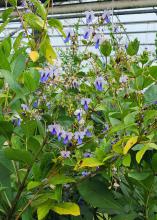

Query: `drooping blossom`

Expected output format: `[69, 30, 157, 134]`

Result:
[74, 131, 85, 145]
[72, 79, 79, 88]
[85, 11, 95, 24]
[93, 34, 102, 49]
[12, 117, 21, 127]
[94, 76, 107, 91]
[83, 27, 92, 40]
[82, 171, 91, 177]
[62, 131, 73, 144]
[102, 10, 111, 23]
[48, 124, 60, 135]
[39, 69, 50, 83]
[74, 109, 84, 121]
[83, 152, 91, 158]
[84, 127, 92, 137]
[21, 104, 29, 111]
[119, 75, 128, 83]
[33, 100, 38, 108]
[60, 150, 71, 158]
[64, 28, 74, 43]
[81, 98, 91, 111]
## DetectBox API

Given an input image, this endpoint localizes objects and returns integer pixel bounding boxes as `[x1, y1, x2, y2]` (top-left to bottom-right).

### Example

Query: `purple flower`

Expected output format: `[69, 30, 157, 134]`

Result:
[64, 28, 74, 43]
[21, 104, 29, 111]
[119, 75, 128, 83]
[62, 131, 73, 144]
[74, 131, 85, 145]
[12, 117, 21, 127]
[48, 124, 60, 135]
[154, 101, 157, 104]
[85, 11, 95, 24]
[102, 10, 111, 23]
[33, 100, 38, 108]
[74, 109, 84, 121]
[72, 79, 79, 88]
[60, 150, 71, 158]
[84, 128, 92, 137]
[82, 171, 91, 177]
[94, 76, 107, 91]
[93, 34, 102, 49]
[103, 124, 109, 133]
[39, 69, 50, 83]
[83, 27, 92, 39]
[83, 152, 91, 158]
[81, 98, 91, 111]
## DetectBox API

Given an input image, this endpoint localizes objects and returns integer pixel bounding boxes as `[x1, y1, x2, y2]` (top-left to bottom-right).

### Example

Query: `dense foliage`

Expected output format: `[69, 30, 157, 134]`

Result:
[0, 1, 157, 220]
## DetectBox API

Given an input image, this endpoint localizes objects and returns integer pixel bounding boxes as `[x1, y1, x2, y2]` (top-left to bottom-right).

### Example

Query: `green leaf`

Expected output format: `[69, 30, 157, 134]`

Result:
[27, 181, 41, 190]
[37, 200, 52, 220]
[12, 54, 26, 79]
[22, 120, 37, 137]
[128, 171, 151, 181]
[13, 32, 23, 50]
[30, 0, 47, 19]
[49, 174, 75, 185]
[2, 8, 13, 22]
[78, 177, 123, 213]
[74, 158, 103, 170]
[40, 36, 57, 64]
[100, 40, 112, 57]
[4, 148, 33, 165]
[136, 143, 157, 164]
[51, 202, 80, 216]
[24, 70, 40, 92]
[0, 121, 13, 140]
[126, 38, 140, 56]
[144, 84, 157, 104]
[8, 0, 17, 6]
[122, 154, 131, 167]
[48, 18, 65, 37]
[0, 19, 10, 34]
[23, 13, 46, 31]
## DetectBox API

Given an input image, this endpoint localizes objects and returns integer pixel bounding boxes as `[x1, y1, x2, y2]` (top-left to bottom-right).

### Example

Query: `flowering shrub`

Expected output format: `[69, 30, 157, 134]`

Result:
[0, 1, 157, 220]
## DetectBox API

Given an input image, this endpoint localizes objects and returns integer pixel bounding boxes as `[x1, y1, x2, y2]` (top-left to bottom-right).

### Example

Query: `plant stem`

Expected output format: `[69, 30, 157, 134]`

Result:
[6, 138, 47, 220]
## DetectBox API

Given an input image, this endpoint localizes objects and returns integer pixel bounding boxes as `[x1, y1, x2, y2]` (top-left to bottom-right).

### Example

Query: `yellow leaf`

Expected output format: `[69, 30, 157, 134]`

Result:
[45, 44, 57, 64]
[123, 136, 138, 155]
[51, 202, 80, 216]
[29, 51, 39, 62]
[74, 158, 103, 170]
[136, 146, 148, 164]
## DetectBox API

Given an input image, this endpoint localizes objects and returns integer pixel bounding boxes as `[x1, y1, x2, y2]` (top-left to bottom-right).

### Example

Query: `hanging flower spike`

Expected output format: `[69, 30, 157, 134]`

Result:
[85, 11, 95, 24]
[102, 10, 111, 24]
[21, 104, 29, 111]
[94, 76, 107, 91]
[83, 27, 92, 40]
[60, 150, 71, 158]
[93, 34, 102, 49]
[119, 75, 128, 83]
[74, 109, 84, 121]
[81, 98, 91, 111]
[64, 28, 74, 43]
[48, 124, 60, 136]
[62, 131, 73, 145]
[74, 131, 85, 145]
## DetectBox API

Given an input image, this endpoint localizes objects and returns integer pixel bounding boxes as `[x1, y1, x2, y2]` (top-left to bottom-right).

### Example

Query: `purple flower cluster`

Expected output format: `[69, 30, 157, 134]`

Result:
[48, 124, 92, 145]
